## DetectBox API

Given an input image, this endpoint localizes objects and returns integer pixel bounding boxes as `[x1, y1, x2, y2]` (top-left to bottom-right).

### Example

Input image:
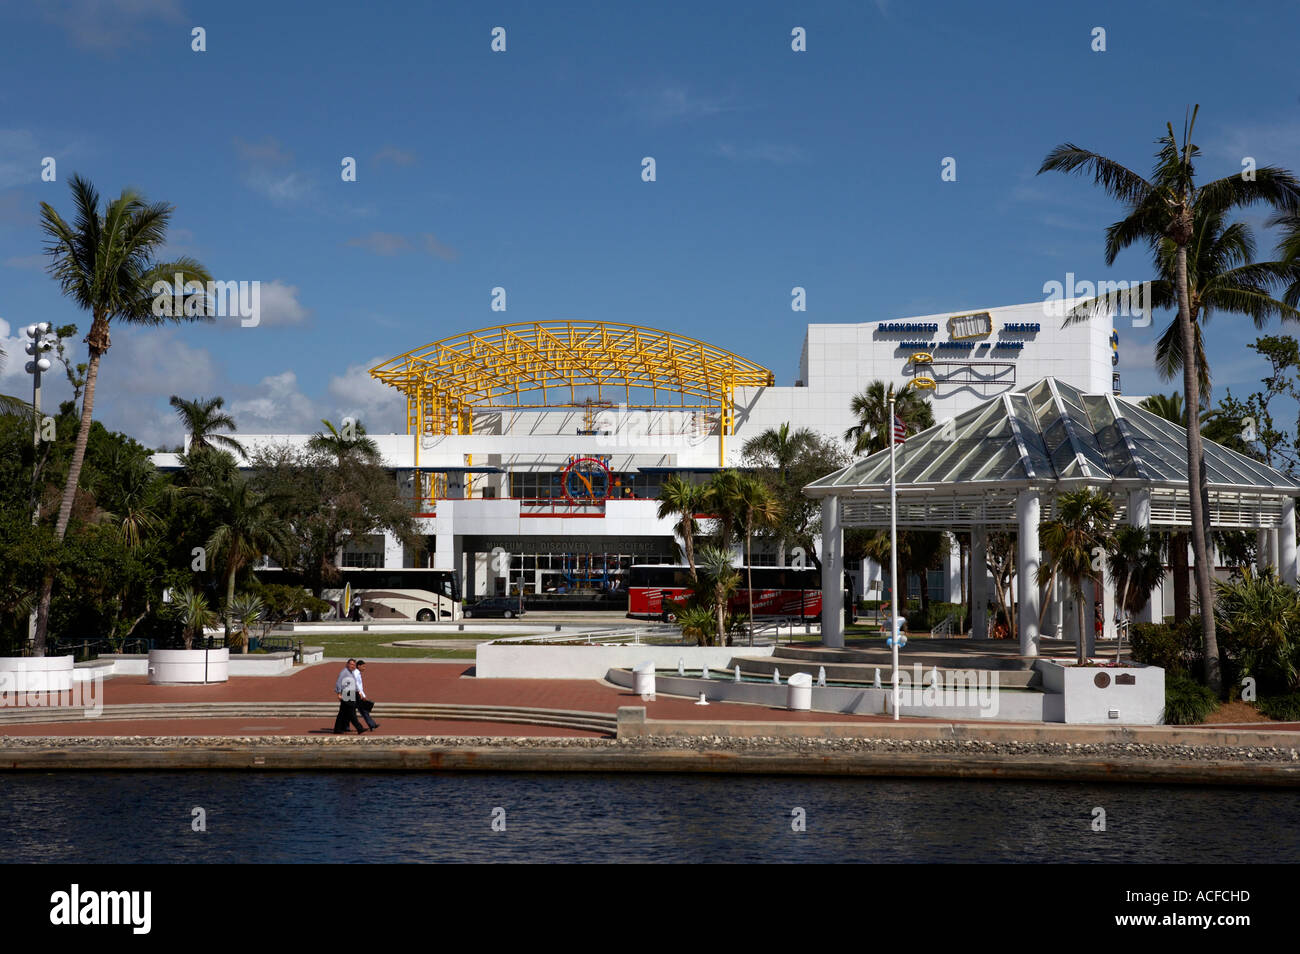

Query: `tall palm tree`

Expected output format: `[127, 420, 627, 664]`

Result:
[309, 418, 381, 467]
[189, 479, 290, 650]
[720, 474, 783, 628]
[741, 422, 821, 563]
[31, 174, 211, 654]
[843, 381, 935, 455]
[1142, 207, 1300, 402]
[1038, 107, 1300, 692]
[656, 474, 704, 581]
[1038, 489, 1116, 665]
[170, 395, 245, 457]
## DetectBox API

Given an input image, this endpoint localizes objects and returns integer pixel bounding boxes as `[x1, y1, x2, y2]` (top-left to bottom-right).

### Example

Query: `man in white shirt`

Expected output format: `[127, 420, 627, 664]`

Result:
[353, 659, 379, 731]
[332, 658, 366, 734]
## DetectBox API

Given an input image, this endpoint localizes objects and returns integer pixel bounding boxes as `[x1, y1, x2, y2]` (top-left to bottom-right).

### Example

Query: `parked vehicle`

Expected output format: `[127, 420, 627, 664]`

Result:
[464, 597, 525, 619]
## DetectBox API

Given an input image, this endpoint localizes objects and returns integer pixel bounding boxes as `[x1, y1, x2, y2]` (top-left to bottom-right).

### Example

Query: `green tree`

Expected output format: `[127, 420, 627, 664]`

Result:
[32, 175, 211, 654]
[188, 479, 290, 650]
[1039, 107, 1300, 692]
[843, 381, 935, 455]
[309, 418, 381, 467]
[169, 395, 246, 457]
[656, 474, 705, 582]
[695, 546, 740, 646]
[1038, 489, 1117, 665]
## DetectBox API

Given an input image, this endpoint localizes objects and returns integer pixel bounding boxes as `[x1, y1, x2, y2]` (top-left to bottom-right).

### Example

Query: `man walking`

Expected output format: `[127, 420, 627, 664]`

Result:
[333, 658, 366, 734]
[353, 659, 380, 731]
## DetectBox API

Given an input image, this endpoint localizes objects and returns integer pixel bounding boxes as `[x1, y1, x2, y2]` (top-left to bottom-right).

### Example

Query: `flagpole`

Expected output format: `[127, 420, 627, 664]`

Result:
[889, 386, 900, 721]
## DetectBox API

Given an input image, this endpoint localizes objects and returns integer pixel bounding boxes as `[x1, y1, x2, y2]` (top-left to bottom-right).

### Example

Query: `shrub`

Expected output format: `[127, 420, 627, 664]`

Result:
[1214, 569, 1300, 694]
[1256, 693, 1300, 722]
[1161, 672, 1219, 725]
[927, 601, 967, 630]
[1130, 620, 1203, 674]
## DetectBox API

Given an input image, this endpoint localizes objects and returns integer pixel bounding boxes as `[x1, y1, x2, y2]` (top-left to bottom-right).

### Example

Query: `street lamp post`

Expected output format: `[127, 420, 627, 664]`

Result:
[888, 386, 901, 720]
[24, 322, 55, 647]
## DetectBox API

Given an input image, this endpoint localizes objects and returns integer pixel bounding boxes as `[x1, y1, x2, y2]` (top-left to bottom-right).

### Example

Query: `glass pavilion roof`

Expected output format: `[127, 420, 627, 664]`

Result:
[805, 378, 1300, 495]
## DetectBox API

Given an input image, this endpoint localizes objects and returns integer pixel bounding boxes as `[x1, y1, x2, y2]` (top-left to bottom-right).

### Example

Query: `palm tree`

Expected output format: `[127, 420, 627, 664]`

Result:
[167, 585, 217, 652]
[656, 474, 705, 582]
[696, 546, 740, 646]
[1143, 208, 1300, 402]
[189, 479, 290, 650]
[170, 395, 246, 457]
[718, 474, 783, 630]
[31, 175, 211, 654]
[1038, 107, 1300, 692]
[1108, 527, 1166, 660]
[742, 422, 817, 482]
[227, 592, 265, 654]
[843, 381, 935, 455]
[309, 418, 381, 467]
[1037, 489, 1117, 665]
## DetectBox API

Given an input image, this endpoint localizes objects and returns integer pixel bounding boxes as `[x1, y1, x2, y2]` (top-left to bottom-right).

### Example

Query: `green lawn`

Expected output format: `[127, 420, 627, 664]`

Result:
[304, 632, 508, 660]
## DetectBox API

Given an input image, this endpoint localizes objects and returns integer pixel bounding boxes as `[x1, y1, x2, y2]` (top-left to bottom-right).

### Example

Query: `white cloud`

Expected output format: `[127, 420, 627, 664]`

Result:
[228, 370, 320, 434]
[327, 356, 405, 432]
[348, 231, 412, 255]
[255, 279, 309, 327]
[628, 84, 733, 125]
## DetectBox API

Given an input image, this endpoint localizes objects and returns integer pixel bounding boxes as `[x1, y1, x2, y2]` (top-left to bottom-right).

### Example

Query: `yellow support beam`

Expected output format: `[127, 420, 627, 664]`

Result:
[370, 322, 773, 452]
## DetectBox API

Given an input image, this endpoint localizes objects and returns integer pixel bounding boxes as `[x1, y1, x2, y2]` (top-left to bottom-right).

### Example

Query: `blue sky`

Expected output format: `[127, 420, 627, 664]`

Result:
[2, 0, 1299, 448]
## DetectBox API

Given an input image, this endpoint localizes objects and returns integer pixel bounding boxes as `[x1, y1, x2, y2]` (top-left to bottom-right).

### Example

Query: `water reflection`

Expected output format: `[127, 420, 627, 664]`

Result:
[0, 773, 1294, 863]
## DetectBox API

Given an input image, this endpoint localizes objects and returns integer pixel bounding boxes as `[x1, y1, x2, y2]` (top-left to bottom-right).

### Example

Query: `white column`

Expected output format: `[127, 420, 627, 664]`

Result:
[820, 496, 844, 648]
[433, 532, 456, 570]
[383, 531, 404, 568]
[1282, 498, 1298, 587]
[1270, 529, 1280, 572]
[1016, 490, 1041, 656]
[1129, 489, 1156, 623]
[1256, 529, 1270, 572]
[945, 533, 961, 603]
[971, 526, 988, 639]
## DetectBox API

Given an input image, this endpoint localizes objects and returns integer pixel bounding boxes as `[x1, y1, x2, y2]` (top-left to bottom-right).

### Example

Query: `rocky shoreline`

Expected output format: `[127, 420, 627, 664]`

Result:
[4, 733, 1298, 764]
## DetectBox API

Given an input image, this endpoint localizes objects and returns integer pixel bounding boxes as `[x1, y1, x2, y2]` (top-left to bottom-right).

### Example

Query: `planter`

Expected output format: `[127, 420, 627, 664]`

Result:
[147, 648, 229, 684]
[1036, 659, 1164, 724]
[0, 655, 74, 693]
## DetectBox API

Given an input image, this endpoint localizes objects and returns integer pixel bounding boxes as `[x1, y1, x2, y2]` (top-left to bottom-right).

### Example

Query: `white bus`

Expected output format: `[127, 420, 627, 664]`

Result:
[257, 567, 462, 622]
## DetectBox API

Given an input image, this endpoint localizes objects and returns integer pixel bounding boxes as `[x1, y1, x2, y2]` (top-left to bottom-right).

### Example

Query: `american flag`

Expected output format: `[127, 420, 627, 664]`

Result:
[892, 413, 908, 445]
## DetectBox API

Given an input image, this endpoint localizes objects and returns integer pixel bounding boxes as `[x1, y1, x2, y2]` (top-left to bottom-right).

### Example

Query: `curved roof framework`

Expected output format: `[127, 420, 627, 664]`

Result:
[805, 377, 1300, 530]
[371, 321, 774, 440]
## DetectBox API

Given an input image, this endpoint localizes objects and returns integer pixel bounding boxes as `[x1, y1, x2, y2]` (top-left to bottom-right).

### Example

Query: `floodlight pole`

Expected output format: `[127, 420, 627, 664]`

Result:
[889, 386, 900, 721]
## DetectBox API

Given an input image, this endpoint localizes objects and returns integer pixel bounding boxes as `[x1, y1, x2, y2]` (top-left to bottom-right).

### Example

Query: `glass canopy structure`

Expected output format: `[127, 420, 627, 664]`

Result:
[805, 377, 1300, 653]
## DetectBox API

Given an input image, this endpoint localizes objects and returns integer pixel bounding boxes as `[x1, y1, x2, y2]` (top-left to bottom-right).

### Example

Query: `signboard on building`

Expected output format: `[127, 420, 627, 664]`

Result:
[947, 311, 994, 339]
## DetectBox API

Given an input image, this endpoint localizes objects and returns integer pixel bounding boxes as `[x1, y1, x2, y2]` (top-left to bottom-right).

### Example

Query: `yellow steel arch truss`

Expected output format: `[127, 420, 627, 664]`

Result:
[370, 321, 774, 464]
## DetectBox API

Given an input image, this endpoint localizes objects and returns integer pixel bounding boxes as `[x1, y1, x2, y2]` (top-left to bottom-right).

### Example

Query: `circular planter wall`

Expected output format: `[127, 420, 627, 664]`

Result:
[0, 655, 74, 693]
[147, 648, 229, 684]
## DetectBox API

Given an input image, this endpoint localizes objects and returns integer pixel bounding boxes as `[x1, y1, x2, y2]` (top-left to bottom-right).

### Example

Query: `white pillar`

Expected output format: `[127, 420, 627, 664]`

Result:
[820, 496, 844, 648]
[1128, 489, 1156, 623]
[1016, 490, 1040, 656]
[971, 526, 988, 639]
[434, 532, 455, 570]
[944, 533, 961, 603]
[383, 531, 404, 568]
[1282, 498, 1298, 587]
[1257, 529, 1273, 573]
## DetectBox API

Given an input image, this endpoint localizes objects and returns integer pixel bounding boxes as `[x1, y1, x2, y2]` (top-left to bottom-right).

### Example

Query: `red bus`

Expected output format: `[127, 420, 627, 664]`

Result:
[627, 564, 823, 621]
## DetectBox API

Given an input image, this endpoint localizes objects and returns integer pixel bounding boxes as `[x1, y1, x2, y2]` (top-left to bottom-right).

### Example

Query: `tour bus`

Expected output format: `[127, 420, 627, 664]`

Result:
[256, 566, 462, 621]
[626, 564, 824, 621]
